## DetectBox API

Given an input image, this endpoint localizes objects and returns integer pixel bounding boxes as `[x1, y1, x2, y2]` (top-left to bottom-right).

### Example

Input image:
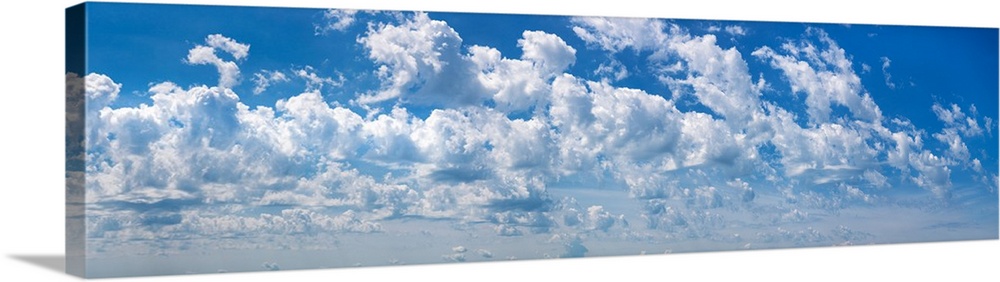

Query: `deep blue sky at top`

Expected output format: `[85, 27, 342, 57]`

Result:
[84, 2, 999, 178]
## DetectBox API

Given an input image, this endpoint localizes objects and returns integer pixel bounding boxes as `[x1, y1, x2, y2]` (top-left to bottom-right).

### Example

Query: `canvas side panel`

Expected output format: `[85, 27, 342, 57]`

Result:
[65, 2, 87, 278]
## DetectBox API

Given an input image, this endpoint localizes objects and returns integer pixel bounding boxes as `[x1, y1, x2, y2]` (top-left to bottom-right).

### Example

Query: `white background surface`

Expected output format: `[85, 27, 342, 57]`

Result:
[1, 0, 997, 281]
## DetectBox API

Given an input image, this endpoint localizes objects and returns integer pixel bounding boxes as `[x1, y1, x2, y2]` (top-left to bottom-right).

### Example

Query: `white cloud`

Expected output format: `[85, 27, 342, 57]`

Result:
[360, 106, 424, 163]
[356, 12, 487, 105]
[494, 224, 522, 236]
[768, 114, 878, 182]
[985, 117, 994, 135]
[570, 17, 669, 54]
[294, 66, 345, 92]
[887, 128, 921, 170]
[559, 236, 589, 258]
[724, 25, 746, 36]
[584, 205, 619, 231]
[316, 9, 359, 34]
[881, 56, 895, 89]
[909, 150, 953, 198]
[84, 73, 120, 109]
[594, 58, 629, 81]
[358, 14, 581, 115]
[518, 30, 577, 76]
[933, 128, 970, 161]
[468, 45, 549, 112]
[205, 34, 250, 60]
[442, 253, 466, 262]
[81, 12, 996, 260]
[274, 91, 366, 159]
[840, 183, 875, 203]
[862, 169, 889, 188]
[186, 34, 249, 88]
[727, 178, 756, 202]
[751, 29, 882, 124]
[252, 70, 289, 95]
[476, 248, 494, 258]
[932, 103, 983, 137]
[668, 32, 763, 125]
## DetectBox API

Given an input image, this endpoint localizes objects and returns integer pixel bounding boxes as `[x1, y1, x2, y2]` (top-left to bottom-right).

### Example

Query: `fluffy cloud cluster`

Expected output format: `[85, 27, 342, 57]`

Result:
[83, 12, 995, 254]
[357, 12, 575, 113]
[572, 17, 995, 199]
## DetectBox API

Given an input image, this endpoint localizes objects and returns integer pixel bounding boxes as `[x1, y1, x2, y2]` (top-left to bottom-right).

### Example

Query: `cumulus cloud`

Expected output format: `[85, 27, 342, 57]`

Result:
[356, 12, 483, 105]
[185, 34, 249, 88]
[568, 16, 992, 204]
[82, 12, 996, 261]
[518, 30, 577, 76]
[84, 73, 121, 109]
[358, 13, 581, 115]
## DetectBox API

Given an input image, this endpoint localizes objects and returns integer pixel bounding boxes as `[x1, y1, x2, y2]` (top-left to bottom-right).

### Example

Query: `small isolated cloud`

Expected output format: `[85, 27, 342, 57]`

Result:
[881, 56, 895, 89]
[476, 249, 494, 258]
[985, 117, 994, 135]
[442, 253, 466, 262]
[185, 34, 250, 88]
[252, 70, 289, 95]
[261, 262, 280, 271]
[316, 9, 359, 34]
[294, 66, 344, 92]
[724, 25, 746, 36]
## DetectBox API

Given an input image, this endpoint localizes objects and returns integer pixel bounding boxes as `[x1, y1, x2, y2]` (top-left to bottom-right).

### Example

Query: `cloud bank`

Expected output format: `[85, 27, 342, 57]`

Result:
[81, 10, 997, 265]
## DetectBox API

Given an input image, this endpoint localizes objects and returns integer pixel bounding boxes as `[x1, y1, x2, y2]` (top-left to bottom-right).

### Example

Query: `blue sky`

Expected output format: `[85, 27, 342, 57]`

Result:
[74, 2, 997, 277]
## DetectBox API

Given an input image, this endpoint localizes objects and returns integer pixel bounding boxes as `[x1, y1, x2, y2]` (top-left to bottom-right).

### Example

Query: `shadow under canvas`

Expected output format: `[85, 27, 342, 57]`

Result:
[9, 255, 66, 274]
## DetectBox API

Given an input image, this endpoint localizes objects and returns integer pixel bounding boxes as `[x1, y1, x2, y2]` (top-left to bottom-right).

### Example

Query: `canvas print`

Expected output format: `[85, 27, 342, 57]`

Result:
[66, 2, 999, 278]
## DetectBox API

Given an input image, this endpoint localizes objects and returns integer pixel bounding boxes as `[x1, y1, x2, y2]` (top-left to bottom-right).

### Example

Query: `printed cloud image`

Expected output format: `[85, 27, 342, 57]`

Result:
[67, 2, 998, 278]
